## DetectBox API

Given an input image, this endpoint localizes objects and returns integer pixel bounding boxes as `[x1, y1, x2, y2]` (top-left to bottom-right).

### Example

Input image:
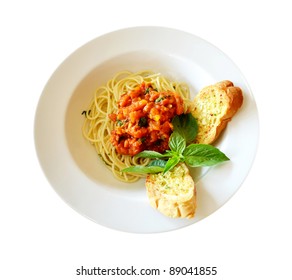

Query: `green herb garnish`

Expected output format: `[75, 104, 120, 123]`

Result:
[138, 117, 148, 127]
[122, 113, 229, 174]
[172, 113, 198, 144]
[116, 120, 124, 127]
[155, 96, 167, 103]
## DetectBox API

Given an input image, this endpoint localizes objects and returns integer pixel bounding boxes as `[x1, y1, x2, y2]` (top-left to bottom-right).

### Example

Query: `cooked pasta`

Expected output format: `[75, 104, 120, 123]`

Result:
[82, 70, 191, 182]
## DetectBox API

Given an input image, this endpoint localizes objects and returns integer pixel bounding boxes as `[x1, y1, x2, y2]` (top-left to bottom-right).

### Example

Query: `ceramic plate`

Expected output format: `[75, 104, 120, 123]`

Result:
[34, 27, 259, 233]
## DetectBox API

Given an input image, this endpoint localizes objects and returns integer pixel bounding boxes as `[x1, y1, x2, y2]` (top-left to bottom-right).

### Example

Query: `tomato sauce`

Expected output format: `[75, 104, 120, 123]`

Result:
[109, 82, 185, 156]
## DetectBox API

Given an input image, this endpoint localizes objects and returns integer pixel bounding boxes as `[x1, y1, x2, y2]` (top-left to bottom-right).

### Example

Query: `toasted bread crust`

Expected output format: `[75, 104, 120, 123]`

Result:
[192, 80, 243, 144]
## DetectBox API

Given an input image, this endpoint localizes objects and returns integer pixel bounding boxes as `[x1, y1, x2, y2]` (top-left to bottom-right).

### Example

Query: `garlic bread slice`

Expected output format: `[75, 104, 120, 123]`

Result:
[192, 80, 243, 144]
[145, 163, 196, 218]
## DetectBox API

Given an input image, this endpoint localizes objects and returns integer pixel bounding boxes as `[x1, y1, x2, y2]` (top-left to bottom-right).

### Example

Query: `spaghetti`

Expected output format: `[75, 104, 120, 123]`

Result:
[82, 70, 191, 182]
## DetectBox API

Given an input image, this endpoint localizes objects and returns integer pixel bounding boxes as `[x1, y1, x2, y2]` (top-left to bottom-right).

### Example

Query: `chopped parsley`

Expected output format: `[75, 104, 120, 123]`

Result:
[138, 117, 148, 127]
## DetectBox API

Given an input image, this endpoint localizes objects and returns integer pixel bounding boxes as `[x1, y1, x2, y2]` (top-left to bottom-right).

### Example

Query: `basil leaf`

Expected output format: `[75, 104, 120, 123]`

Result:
[136, 150, 165, 159]
[172, 113, 198, 144]
[184, 144, 230, 167]
[163, 156, 181, 174]
[147, 159, 167, 168]
[122, 159, 167, 174]
[169, 131, 186, 154]
[160, 150, 173, 158]
[122, 165, 164, 174]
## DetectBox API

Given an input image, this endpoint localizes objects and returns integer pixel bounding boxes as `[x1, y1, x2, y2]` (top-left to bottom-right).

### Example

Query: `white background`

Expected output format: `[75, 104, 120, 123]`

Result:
[1, 0, 291, 279]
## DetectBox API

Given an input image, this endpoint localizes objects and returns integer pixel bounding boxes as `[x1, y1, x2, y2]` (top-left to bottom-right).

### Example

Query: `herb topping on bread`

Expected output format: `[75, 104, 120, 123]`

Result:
[145, 163, 196, 218]
[191, 80, 243, 144]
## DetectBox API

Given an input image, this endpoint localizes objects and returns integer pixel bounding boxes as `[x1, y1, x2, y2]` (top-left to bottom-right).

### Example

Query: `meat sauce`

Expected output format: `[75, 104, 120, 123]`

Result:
[109, 82, 185, 156]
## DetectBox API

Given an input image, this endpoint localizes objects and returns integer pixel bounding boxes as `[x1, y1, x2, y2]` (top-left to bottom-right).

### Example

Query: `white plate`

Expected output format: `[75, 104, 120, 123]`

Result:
[34, 26, 259, 233]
